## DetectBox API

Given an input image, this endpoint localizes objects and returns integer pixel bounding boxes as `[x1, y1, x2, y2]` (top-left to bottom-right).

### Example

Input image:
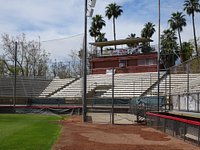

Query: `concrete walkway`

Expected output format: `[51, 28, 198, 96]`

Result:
[87, 113, 137, 124]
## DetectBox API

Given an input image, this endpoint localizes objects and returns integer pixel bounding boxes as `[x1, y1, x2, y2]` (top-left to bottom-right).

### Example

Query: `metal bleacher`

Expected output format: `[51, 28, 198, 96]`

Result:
[0, 76, 51, 98]
[101, 72, 160, 98]
[50, 74, 112, 99]
[150, 73, 200, 96]
[39, 77, 76, 98]
[36, 72, 200, 102]
[48, 72, 163, 99]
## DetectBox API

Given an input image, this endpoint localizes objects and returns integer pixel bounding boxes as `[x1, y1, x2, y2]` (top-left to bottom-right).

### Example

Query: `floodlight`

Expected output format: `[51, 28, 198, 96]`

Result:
[89, 0, 96, 7]
[87, 8, 94, 17]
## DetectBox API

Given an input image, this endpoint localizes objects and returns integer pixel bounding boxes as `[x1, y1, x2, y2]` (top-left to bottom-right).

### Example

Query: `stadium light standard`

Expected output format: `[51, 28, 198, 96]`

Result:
[157, 0, 161, 112]
[82, 0, 96, 122]
[111, 68, 115, 124]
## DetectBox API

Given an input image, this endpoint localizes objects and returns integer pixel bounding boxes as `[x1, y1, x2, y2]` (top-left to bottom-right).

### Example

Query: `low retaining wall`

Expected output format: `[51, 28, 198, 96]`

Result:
[146, 112, 200, 146]
[0, 105, 82, 115]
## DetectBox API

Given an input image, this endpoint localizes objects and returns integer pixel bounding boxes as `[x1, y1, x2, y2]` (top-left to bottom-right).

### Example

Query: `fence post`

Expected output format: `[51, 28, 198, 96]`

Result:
[111, 68, 115, 125]
[169, 70, 171, 111]
[163, 118, 166, 133]
[149, 115, 151, 126]
[178, 95, 180, 111]
[173, 120, 175, 136]
[198, 126, 200, 146]
[198, 94, 200, 113]
[184, 123, 186, 141]
[186, 63, 190, 111]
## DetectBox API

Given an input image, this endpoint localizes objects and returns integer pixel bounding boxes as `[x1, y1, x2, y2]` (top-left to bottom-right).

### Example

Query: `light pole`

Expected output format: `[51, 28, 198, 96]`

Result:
[157, 0, 161, 112]
[111, 68, 115, 124]
[82, 0, 96, 122]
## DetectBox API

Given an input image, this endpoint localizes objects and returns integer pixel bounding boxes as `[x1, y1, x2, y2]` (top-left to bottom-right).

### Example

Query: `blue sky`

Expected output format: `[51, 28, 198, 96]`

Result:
[0, 0, 199, 61]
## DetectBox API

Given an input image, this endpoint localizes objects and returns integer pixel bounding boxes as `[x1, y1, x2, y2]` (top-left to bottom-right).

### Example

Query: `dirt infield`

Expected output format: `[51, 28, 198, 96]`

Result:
[53, 116, 199, 150]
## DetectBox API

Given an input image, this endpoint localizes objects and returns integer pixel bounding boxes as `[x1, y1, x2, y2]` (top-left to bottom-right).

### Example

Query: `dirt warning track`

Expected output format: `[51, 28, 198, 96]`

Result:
[53, 116, 199, 150]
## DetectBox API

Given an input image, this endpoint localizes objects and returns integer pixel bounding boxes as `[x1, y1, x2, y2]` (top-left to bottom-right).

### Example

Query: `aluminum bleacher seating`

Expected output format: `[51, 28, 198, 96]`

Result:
[0, 76, 51, 98]
[39, 77, 75, 97]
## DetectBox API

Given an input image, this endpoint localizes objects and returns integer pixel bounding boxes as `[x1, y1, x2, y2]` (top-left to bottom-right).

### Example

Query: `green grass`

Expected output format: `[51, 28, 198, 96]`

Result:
[0, 114, 65, 150]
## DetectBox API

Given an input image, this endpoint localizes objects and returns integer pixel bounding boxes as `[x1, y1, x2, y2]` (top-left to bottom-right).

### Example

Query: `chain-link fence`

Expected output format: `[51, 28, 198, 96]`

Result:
[146, 112, 200, 146]
[172, 93, 200, 112]
[170, 56, 200, 74]
[0, 76, 51, 105]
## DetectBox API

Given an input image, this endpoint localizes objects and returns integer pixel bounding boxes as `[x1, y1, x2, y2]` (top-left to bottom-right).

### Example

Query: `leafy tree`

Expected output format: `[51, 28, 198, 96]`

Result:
[50, 60, 71, 78]
[160, 29, 179, 68]
[96, 33, 107, 55]
[51, 59, 58, 77]
[168, 11, 187, 54]
[0, 60, 5, 76]
[105, 2, 123, 49]
[89, 15, 106, 42]
[69, 50, 82, 77]
[183, 0, 200, 56]
[1, 33, 49, 77]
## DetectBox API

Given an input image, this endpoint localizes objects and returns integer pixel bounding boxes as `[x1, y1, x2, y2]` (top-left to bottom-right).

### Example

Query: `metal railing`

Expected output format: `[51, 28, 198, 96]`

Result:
[146, 112, 200, 146]
[172, 93, 200, 112]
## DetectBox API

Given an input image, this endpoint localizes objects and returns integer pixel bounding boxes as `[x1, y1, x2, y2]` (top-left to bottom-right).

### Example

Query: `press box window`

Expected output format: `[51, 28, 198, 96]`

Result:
[119, 60, 126, 68]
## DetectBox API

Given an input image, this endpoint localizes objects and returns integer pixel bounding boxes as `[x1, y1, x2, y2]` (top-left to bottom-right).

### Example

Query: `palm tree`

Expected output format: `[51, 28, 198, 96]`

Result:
[96, 33, 108, 55]
[161, 29, 178, 53]
[141, 22, 156, 46]
[96, 33, 107, 42]
[89, 26, 99, 42]
[105, 3, 123, 49]
[183, 0, 200, 56]
[168, 12, 187, 54]
[141, 22, 156, 39]
[181, 42, 194, 62]
[160, 29, 179, 68]
[126, 33, 138, 48]
[89, 15, 106, 41]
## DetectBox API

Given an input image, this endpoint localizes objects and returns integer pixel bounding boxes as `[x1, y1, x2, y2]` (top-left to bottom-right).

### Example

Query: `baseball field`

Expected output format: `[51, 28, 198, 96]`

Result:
[1, 114, 199, 150]
[0, 114, 63, 150]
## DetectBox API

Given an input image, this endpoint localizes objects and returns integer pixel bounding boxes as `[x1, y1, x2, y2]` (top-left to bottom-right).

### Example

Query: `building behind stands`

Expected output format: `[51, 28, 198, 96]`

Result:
[89, 38, 158, 74]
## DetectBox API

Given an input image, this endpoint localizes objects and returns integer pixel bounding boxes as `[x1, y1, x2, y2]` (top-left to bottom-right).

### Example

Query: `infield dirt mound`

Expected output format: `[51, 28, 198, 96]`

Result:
[53, 115, 199, 150]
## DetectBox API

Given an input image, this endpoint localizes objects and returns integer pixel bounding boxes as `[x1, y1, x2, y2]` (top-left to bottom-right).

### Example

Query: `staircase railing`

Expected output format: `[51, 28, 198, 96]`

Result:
[47, 78, 80, 97]
[132, 70, 169, 123]
[139, 70, 169, 98]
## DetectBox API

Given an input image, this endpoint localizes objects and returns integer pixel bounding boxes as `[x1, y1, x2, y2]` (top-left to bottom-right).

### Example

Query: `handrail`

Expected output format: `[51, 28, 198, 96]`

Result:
[146, 112, 200, 126]
[138, 70, 169, 98]
[47, 77, 79, 97]
[88, 82, 97, 92]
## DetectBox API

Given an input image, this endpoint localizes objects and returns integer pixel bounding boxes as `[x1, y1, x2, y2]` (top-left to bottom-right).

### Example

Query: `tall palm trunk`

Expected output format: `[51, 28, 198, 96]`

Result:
[192, 13, 198, 56]
[113, 17, 116, 50]
[100, 47, 103, 56]
[178, 28, 183, 62]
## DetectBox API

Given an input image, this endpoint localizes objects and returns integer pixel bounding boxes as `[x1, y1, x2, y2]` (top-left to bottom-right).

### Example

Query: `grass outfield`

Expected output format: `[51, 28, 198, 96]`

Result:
[0, 114, 65, 150]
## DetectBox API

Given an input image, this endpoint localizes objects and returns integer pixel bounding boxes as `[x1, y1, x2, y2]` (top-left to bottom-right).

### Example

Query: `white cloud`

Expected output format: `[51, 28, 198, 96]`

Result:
[0, 0, 199, 61]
